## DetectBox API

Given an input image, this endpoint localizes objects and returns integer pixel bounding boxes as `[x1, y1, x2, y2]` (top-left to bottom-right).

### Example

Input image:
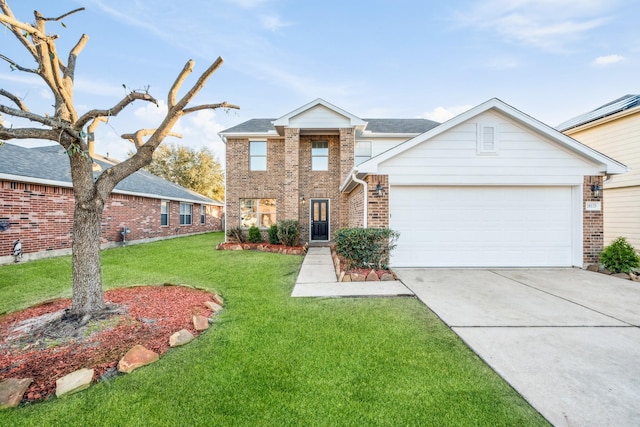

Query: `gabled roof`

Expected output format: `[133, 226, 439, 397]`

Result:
[349, 98, 626, 185]
[556, 94, 640, 132]
[0, 143, 222, 205]
[272, 98, 367, 134]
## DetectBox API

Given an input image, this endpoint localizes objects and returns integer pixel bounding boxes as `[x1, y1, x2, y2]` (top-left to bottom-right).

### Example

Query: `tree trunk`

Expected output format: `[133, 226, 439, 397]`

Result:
[70, 198, 105, 317]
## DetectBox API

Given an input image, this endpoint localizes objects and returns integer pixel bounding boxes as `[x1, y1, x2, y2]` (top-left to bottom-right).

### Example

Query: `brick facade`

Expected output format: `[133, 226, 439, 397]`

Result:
[583, 175, 604, 265]
[0, 180, 222, 262]
[366, 175, 389, 228]
[226, 129, 355, 243]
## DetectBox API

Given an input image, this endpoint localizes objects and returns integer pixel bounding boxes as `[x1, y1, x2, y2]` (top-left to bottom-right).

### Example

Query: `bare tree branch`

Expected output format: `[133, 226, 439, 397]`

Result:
[0, 0, 38, 58]
[0, 89, 29, 111]
[87, 116, 107, 134]
[37, 7, 85, 22]
[0, 104, 73, 130]
[0, 126, 58, 141]
[168, 60, 194, 110]
[121, 129, 182, 148]
[66, 34, 88, 81]
[183, 102, 240, 115]
[0, 53, 39, 73]
[76, 92, 158, 129]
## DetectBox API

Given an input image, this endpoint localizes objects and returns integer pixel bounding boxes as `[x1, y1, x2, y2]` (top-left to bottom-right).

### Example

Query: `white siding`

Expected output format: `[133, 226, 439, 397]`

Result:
[378, 111, 602, 186]
[567, 112, 640, 189]
[390, 186, 579, 267]
[289, 105, 351, 129]
[603, 186, 640, 248]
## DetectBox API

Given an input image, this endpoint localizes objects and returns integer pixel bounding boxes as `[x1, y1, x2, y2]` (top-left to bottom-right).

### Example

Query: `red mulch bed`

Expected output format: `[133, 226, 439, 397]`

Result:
[0, 285, 214, 404]
[216, 242, 306, 254]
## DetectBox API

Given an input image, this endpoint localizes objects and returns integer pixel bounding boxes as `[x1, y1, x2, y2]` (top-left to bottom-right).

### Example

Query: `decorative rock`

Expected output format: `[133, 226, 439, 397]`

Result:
[366, 270, 380, 281]
[230, 245, 243, 251]
[338, 271, 345, 282]
[630, 273, 640, 282]
[205, 301, 223, 313]
[380, 273, 395, 281]
[0, 378, 32, 409]
[193, 315, 209, 331]
[211, 294, 224, 306]
[601, 269, 612, 275]
[351, 273, 365, 282]
[118, 345, 159, 374]
[342, 274, 352, 282]
[612, 272, 630, 280]
[169, 329, 195, 347]
[586, 264, 599, 272]
[56, 368, 93, 397]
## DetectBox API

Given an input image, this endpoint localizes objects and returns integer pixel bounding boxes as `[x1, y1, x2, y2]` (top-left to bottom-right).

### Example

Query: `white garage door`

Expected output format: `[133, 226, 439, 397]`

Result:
[390, 186, 574, 267]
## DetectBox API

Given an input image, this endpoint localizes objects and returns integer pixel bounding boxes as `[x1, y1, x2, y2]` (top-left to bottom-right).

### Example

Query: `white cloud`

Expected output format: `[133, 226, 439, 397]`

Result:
[224, 0, 269, 8]
[422, 105, 474, 122]
[261, 14, 293, 31]
[455, 0, 612, 51]
[593, 54, 624, 65]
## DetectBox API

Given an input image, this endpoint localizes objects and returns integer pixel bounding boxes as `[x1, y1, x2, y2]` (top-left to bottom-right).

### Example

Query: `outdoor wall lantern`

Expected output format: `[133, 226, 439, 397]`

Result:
[591, 183, 603, 199]
[376, 183, 384, 197]
[300, 196, 306, 205]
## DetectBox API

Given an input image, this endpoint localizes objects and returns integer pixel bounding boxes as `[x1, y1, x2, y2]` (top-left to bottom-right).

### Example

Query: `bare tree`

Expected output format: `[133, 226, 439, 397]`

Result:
[0, 1, 238, 320]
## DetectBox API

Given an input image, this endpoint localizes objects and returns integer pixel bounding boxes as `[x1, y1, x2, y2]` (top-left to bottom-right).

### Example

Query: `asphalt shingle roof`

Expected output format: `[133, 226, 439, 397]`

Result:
[556, 94, 640, 131]
[0, 143, 219, 205]
[221, 118, 440, 134]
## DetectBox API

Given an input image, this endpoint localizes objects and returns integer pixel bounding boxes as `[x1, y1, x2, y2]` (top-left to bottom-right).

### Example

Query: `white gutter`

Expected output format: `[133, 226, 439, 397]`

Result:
[351, 171, 368, 228]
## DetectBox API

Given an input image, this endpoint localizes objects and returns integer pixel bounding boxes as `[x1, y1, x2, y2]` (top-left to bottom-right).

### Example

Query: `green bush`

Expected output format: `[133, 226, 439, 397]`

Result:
[226, 226, 246, 243]
[334, 228, 400, 270]
[600, 237, 640, 273]
[247, 225, 263, 243]
[268, 224, 279, 245]
[277, 220, 300, 247]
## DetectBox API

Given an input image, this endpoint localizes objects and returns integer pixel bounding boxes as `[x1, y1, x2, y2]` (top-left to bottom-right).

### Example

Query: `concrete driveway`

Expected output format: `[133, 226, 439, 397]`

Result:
[395, 268, 640, 427]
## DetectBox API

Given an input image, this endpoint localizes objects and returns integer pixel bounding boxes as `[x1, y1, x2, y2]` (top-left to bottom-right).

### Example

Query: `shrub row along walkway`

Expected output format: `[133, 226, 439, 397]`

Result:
[291, 247, 413, 297]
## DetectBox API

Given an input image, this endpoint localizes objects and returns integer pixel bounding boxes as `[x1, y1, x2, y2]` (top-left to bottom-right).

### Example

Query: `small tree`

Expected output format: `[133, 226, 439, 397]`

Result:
[0, 2, 238, 320]
[143, 143, 224, 201]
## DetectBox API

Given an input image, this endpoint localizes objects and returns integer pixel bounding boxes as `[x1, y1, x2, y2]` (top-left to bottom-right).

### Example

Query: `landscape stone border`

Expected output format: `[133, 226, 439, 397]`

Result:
[0, 292, 224, 408]
[330, 248, 397, 282]
[586, 264, 640, 282]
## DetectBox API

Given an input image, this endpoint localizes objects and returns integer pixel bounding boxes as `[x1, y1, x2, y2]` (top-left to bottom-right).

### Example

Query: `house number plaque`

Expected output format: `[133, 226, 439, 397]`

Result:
[585, 201, 601, 211]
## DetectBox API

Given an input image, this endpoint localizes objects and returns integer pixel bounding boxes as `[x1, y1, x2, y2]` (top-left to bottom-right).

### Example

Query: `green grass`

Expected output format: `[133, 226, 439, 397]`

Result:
[0, 233, 549, 426]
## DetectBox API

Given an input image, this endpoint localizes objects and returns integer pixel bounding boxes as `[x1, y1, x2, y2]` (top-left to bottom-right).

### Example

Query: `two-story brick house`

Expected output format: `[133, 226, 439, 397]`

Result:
[220, 98, 626, 268]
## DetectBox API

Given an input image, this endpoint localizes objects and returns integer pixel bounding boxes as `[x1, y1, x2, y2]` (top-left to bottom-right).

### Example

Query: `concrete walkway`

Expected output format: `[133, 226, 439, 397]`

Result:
[395, 268, 640, 427]
[291, 247, 413, 297]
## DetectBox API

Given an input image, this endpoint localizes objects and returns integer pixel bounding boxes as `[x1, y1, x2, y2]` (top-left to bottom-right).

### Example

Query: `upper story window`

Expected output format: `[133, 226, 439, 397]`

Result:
[240, 198, 276, 228]
[477, 124, 498, 154]
[200, 205, 206, 224]
[160, 200, 170, 226]
[355, 141, 372, 165]
[180, 203, 192, 225]
[311, 141, 329, 171]
[250, 141, 267, 171]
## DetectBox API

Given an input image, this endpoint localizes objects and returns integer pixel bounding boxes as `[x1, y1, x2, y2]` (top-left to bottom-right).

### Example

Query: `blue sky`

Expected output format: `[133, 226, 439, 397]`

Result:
[2, 0, 638, 164]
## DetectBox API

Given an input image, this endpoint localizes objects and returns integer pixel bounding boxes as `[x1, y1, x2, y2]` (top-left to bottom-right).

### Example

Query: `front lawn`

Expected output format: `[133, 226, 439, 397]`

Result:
[0, 233, 548, 426]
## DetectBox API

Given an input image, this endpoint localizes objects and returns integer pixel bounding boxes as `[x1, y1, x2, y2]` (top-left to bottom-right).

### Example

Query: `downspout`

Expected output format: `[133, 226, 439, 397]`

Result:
[351, 172, 368, 228]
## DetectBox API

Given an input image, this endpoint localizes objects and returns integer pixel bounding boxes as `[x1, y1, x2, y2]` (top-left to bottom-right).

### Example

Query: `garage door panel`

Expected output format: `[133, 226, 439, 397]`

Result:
[390, 186, 574, 267]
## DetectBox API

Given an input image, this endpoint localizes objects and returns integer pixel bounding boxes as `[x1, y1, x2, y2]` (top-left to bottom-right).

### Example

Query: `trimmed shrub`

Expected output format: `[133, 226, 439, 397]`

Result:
[268, 224, 279, 245]
[226, 226, 246, 243]
[247, 225, 263, 243]
[334, 228, 400, 270]
[277, 220, 300, 247]
[600, 237, 640, 273]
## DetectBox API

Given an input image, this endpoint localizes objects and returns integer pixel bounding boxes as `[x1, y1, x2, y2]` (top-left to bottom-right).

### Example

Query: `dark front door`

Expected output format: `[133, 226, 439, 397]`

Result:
[311, 199, 329, 241]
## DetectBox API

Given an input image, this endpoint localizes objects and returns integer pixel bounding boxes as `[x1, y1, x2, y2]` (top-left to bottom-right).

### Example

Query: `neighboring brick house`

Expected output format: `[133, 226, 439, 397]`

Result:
[0, 143, 224, 264]
[220, 98, 626, 268]
[557, 94, 640, 248]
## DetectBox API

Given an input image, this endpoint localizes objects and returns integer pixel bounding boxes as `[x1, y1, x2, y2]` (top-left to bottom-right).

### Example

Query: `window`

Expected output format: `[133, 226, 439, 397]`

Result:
[180, 203, 192, 225]
[160, 200, 170, 226]
[250, 141, 267, 171]
[477, 124, 498, 154]
[312, 141, 329, 171]
[355, 141, 372, 165]
[240, 198, 276, 228]
[200, 205, 206, 224]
